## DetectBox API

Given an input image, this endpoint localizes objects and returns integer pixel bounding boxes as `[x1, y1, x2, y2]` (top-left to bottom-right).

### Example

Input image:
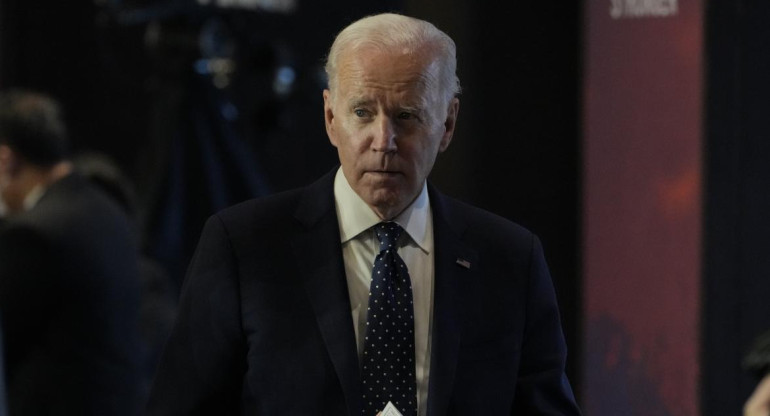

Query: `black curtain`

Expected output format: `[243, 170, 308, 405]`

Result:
[412, 0, 583, 391]
[703, 0, 770, 414]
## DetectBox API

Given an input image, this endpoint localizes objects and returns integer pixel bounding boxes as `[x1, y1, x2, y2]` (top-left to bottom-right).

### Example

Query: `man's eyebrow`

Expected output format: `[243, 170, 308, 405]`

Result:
[400, 105, 424, 114]
[345, 99, 425, 115]
[348, 98, 374, 109]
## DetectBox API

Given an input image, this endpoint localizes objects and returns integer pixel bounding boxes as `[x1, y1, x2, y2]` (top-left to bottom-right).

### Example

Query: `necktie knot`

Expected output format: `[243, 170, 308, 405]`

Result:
[374, 222, 403, 253]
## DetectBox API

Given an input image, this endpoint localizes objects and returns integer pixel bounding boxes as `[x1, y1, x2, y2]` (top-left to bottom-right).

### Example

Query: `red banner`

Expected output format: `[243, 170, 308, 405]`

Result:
[582, 1, 702, 415]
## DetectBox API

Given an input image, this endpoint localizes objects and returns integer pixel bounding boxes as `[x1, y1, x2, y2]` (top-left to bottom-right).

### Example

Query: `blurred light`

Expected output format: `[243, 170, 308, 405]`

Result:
[213, 74, 230, 89]
[273, 66, 296, 97]
[194, 59, 210, 75]
[195, 59, 235, 89]
[195, 0, 297, 13]
[221, 102, 239, 121]
[199, 18, 236, 59]
[194, 58, 235, 75]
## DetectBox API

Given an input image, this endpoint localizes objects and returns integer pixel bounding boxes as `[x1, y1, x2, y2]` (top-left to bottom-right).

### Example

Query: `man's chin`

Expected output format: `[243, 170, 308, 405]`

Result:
[361, 188, 418, 220]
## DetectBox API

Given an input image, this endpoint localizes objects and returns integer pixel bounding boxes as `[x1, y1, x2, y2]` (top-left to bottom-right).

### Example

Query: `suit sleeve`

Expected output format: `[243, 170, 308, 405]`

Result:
[147, 215, 247, 415]
[513, 235, 582, 415]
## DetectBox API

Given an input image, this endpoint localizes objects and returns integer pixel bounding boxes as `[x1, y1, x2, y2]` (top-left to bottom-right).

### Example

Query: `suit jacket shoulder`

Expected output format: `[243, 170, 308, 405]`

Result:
[429, 186, 538, 263]
[149, 169, 355, 415]
[211, 172, 338, 275]
[427, 185, 581, 415]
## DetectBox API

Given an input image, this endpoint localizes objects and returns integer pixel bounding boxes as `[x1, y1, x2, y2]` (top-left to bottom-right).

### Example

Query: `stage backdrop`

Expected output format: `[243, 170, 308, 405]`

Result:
[582, 1, 703, 415]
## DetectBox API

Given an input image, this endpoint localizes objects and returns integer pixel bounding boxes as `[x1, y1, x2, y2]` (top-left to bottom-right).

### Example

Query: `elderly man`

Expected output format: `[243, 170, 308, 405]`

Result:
[148, 13, 580, 415]
[0, 91, 143, 415]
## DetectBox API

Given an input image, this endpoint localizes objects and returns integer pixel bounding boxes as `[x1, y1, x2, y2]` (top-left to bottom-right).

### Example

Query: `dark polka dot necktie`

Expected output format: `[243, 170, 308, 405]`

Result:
[361, 222, 418, 416]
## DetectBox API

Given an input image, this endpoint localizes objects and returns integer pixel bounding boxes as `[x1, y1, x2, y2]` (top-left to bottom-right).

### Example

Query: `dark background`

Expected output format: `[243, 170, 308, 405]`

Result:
[702, 0, 770, 414]
[0, 0, 580, 406]
[6, 0, 770, 414]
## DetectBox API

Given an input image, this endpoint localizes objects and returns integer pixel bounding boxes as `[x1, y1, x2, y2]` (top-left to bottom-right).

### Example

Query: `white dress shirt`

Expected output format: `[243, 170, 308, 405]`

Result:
[333, 168, 434, 416]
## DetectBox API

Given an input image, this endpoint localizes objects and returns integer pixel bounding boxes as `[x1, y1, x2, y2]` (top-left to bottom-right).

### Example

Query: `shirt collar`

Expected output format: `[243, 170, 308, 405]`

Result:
[333, 167, 432, 253]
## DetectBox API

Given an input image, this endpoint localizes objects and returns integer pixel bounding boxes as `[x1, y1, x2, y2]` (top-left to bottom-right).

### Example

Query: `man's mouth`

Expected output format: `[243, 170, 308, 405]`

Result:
[367, 170, 400, 176]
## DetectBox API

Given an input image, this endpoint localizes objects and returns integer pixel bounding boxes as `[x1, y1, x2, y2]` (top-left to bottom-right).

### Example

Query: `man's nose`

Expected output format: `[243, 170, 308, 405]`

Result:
[371, 116, 397, 152]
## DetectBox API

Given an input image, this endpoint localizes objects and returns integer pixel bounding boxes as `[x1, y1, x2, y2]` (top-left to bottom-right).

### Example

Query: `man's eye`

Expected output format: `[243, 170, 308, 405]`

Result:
[354, 109, 367, 117]
[397, 112, 413, 120]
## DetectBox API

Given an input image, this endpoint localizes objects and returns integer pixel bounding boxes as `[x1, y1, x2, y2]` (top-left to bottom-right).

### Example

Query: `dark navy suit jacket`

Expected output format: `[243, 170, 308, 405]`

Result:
[148, 170, 581, 415]
[0, 173, 142, 415]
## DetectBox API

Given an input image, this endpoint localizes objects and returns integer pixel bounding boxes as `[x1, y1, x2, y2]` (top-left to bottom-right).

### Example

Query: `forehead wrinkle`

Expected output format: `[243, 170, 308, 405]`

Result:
[344, 84, 430, 113]
[343, 74, 426, 99]
[334, 47, 443, 113]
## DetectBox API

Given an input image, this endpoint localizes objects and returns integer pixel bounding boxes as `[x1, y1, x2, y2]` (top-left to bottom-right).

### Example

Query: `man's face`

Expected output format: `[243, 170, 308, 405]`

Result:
[324, 46, 459, 220]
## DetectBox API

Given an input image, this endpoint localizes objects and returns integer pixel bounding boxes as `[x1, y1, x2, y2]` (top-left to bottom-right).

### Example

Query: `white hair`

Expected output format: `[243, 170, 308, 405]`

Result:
[324, 13, 461, 103]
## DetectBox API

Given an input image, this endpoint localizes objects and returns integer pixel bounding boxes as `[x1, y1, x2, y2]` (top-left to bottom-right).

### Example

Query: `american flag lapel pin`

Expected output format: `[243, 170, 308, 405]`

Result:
[456, 258, 471, 269]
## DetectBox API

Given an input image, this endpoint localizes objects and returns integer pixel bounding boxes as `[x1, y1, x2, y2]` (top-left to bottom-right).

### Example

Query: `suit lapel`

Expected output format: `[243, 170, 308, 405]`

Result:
[426, 187, 478, 416]
[292, 170, 362, 416]
[289, 174, 475, 416]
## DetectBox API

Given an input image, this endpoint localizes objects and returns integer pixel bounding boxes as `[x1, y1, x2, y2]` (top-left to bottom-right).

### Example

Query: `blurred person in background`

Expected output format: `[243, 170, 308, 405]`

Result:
[0, 90, 142, 415]
[74, 152, 178, 401]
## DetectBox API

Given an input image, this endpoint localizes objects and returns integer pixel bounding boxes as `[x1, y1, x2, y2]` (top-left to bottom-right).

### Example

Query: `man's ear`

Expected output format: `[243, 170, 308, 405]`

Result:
[438, 97, 460, 152]
[323, 89, 338, 148]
